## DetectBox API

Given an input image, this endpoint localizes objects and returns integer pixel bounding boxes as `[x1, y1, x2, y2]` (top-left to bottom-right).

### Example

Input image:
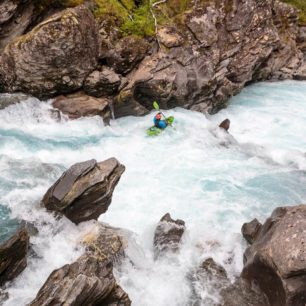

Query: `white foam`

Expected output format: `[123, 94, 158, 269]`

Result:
[0, 81, 305, 305]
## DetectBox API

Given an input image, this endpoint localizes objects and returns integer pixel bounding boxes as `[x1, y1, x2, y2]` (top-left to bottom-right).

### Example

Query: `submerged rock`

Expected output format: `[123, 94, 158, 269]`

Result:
[41, 158, 125, 224]
[153, 213, 185, 259]
[0, 224, 29, 286]
[52, 91, 111, 123]
[0, 5, 99, 98]
[219, 119, 231, 132]
[241, 218, 262, 245]
[189, 257, 267, 306]
[242, 205, 306, 306]
[0, 93, 30, 110]
[220, 278, 268, 306]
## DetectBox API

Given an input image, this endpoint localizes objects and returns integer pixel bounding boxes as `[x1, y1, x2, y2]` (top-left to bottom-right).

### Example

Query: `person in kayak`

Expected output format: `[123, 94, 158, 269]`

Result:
[154, 112, 168, 129]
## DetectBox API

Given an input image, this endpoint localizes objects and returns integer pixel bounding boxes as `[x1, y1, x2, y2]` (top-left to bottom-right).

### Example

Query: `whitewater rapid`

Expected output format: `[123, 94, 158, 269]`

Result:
[0, 81, 306, 305]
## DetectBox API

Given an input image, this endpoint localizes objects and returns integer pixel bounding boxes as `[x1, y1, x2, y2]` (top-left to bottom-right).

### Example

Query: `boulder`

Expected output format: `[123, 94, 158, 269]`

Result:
[242, 205, 306, 306]
[0, 5, 99, 98]
[0, 224, 29, 286]
[189, 257, 267, 306]
[29, 222, 131, 306]
[84, 67, 122, 97]
[41, 158, 125, 224]
[52, 91, 111, 123]
[153, 213, 185, 259]
[28, 254, 131, 306]
[241, 218, 262, 245]
[220, 278, 268, 306]
[105, 35, 149, 75]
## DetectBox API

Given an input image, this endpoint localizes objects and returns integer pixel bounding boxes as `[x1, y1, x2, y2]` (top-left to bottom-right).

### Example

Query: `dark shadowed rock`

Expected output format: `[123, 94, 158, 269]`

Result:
[0, 224, 29, 286]
[41, 158, 125, 224]
[0, 5, 99, 98]
[52, 91, 111, 124]
[28, 254, 130, 306]
[241, 218, 262, 245]
[242, 205, 306, 306]
[153, 213, 185, 259]
[219, 119, 231, 132]
[105, 35, 149, 75]
[84, 67, 122, 97]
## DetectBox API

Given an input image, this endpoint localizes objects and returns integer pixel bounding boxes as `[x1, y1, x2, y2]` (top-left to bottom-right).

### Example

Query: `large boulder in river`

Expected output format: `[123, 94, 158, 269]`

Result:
[0, 224, 29, 286]
[28, 254, 131, 306]
[242, 205, 306, 306]
[52, 91, 111, 124]
[41, 158, 125, 224]
[0, 5, 99, 98]
[153, 213, 185, 259]
[29, 222, 130, 306]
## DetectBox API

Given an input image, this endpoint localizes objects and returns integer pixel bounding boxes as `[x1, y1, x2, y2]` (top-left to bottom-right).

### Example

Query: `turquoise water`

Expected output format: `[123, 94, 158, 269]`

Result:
[0, 81, 305, 305]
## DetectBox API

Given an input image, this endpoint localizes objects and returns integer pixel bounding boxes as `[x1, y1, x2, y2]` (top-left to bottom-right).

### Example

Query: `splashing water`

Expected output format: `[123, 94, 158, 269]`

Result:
[0, 81, 306, 305]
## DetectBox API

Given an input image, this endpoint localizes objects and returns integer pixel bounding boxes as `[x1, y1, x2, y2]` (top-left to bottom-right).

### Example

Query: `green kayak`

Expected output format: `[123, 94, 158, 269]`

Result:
[146, 116, 174, 136]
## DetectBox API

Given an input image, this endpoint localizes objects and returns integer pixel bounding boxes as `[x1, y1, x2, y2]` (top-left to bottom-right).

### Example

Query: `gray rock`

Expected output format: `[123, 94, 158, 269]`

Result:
[0, 224, 29, 286]
[84, 67, 122, 97]
[153, 213, 185, 259]
[105, 35, 149, 75]
[52, 91, 111, 124]
[242, 205, 306, 306]
[0, 93, 30, 110]
[0, 6, 99, 98]
[29, 222, 131, 306]
[115, 0, 305, 115]
[28, 254, 130, 306]
[41, 158, 125, 224]
[241, 218, 262, 245]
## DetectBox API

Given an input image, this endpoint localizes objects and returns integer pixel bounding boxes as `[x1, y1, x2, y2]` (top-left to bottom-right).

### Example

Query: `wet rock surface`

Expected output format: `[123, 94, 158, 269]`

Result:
[241, 218, 262, 245]
[242, 205, 306, 306]
[153, 213, 185, 259]
[0, 0, 305, 117]
[41, 158, 125, 224]
[0, 224, 29, 286]
[29, 222, 131, 306]
[0, 92, 30, 110]
[0, 5, 99, 98]
[52, 91, 111, 123]
[28, 254, 130, 306]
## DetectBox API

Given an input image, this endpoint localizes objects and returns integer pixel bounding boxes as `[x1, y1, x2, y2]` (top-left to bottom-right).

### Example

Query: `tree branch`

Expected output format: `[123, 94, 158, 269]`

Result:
[150, 0, 167, 49]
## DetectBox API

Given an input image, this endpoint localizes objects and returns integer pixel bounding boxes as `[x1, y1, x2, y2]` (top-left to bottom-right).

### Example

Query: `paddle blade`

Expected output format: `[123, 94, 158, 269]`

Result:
[153, 101, 160, 110]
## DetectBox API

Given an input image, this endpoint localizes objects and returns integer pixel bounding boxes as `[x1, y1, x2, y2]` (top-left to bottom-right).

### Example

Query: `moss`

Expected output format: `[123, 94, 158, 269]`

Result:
[281, 0, 306, 25]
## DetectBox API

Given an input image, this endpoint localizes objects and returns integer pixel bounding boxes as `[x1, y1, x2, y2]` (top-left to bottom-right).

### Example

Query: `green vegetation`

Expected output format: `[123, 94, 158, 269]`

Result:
[49, 0, 191, 37]
[281, 0, 306, 24]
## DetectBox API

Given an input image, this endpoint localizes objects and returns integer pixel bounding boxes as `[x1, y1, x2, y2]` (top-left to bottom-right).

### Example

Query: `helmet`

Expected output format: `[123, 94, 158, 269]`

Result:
[156, 113, 162, 120]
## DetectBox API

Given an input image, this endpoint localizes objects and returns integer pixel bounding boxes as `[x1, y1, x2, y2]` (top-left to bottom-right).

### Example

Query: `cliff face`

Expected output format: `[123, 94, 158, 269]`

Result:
[0, 0, 305, 116]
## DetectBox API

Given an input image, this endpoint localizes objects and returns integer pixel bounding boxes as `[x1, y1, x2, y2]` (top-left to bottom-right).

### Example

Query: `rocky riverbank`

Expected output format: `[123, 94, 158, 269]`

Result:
[0, 0, 306, 120]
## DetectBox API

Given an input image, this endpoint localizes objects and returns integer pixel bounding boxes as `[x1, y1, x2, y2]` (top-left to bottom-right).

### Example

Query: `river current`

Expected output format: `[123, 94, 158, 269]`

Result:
[0, 81, 306, 305]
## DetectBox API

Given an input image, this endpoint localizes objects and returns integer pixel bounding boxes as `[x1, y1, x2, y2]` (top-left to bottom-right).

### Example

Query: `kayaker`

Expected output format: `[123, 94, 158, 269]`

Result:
[154, 112, 168, 129]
